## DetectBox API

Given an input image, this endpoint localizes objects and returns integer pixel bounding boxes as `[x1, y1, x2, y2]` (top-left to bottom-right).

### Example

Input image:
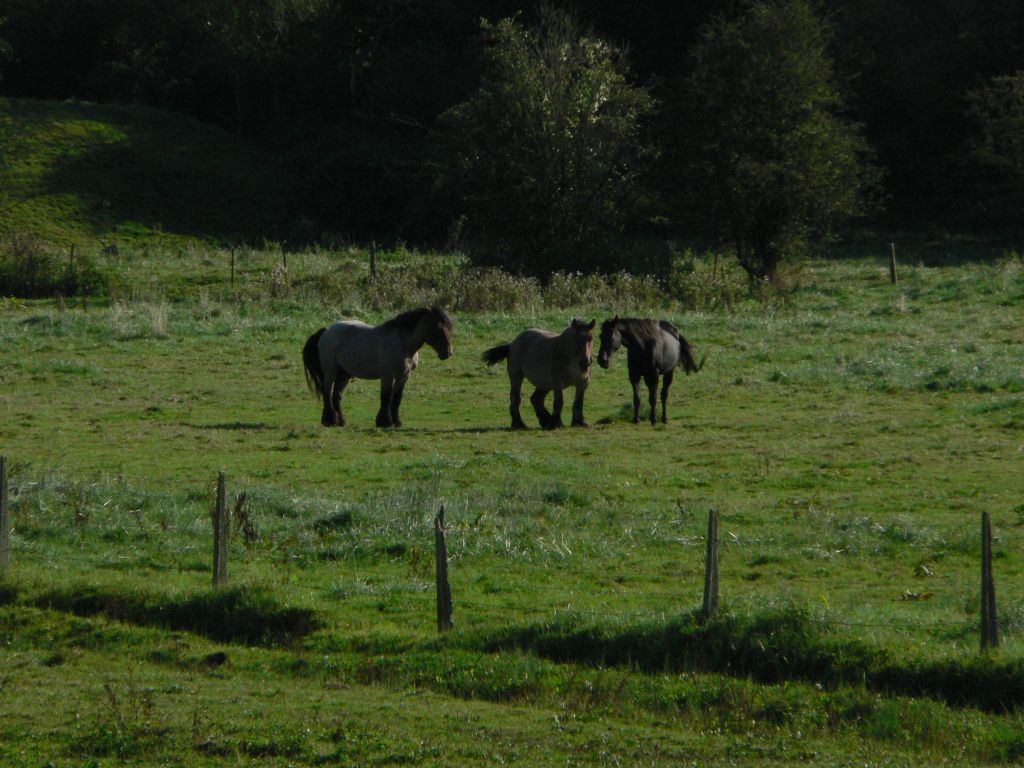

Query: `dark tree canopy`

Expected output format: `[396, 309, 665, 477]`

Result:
[1, 0, 1022, 260]
[442, 7, 656, 276]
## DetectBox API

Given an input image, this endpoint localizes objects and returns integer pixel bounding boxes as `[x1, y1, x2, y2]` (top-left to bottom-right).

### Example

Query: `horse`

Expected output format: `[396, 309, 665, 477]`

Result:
[482, 318, 595, 430]
[302, 305, 453, 428]
[596, 316, 705, 425]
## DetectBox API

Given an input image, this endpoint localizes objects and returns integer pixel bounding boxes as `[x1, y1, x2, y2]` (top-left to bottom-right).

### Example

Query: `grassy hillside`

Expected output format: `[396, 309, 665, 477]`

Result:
[0, 97, 291, 247]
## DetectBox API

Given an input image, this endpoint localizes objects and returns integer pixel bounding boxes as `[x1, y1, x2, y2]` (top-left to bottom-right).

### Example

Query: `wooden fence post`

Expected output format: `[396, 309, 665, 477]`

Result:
[701, 508, 719, 621]
[434, 505, 453, 632]
[0, 455, 9, 573]
[213, 472, 229, 587]
[370, 242, 378, 279]
[981, 511, 999, 650]
[888, 243, 899, 285]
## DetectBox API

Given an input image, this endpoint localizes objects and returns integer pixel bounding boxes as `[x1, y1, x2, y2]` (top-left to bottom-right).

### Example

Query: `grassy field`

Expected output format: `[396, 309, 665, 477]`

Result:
[2, 97, 1024, 766]
[1, 241, 1023, 766]
[0, 97, 289, 247]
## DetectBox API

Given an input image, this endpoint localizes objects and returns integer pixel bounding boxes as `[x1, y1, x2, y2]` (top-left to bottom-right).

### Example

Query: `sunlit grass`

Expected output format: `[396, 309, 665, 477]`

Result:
[1, 247, 1023, 765]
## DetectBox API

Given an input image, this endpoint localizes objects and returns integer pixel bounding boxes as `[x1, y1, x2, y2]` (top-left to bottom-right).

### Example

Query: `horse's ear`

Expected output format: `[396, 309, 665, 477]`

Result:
[586, 319, 596, 330]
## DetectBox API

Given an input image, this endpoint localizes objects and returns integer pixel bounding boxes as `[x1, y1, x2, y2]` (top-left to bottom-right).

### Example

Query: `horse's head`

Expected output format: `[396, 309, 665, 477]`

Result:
[570, 317, 595, 371]
[424, 305, 453, 360]
[597, 316, 621, 369]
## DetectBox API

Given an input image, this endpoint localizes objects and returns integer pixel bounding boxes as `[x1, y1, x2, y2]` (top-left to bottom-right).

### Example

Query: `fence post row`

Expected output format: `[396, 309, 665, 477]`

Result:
[981, 511, 999, 650]
[213, 471, 229, 587]
[701, 508, 719, 621]
[435, 505, 454, 632]
[0, 455, 9, 573]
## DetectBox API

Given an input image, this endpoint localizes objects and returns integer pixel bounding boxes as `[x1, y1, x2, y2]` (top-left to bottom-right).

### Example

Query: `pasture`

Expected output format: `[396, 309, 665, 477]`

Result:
[1, 243, 1024, 766]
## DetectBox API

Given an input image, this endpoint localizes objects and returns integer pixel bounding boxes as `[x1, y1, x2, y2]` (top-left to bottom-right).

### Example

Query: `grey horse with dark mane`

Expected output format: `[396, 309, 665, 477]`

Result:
[303, 305, 453, 428]
[482, 318, 595, 430]
[597, 316, 705, 425]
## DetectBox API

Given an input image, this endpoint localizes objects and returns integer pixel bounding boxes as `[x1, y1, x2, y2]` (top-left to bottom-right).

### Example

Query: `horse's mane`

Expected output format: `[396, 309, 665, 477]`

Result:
[616, 317, 662, 346]
[381, 305, 453, 332]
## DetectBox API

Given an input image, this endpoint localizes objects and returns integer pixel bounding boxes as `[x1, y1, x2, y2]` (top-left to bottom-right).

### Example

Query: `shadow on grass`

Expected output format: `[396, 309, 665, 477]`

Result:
[188, 422, 277, 431]
[30, 584, 320, 647]
[478, 608, 1024, 712]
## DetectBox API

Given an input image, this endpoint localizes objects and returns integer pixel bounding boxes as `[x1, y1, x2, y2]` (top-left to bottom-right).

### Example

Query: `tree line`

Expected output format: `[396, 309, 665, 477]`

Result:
[1, 0, 1021, 281]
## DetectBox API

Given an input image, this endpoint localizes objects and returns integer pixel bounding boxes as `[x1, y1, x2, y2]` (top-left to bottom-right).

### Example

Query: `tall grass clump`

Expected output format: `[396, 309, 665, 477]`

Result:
[480, 608, 1024, 711]
[30, 584, 321, 646]
[0, 232, 108, 297]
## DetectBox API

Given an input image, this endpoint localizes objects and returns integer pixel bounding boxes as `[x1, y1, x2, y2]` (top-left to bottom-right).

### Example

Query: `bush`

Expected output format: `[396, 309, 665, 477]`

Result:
[0, 232, 108, 297]
[343, 257, 672, 312]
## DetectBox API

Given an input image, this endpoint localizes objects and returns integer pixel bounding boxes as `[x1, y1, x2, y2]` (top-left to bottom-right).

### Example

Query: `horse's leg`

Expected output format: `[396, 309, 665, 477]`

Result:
[320, 368, 340, 427]
[629, 366, 642, 424]
[509, 370, 528, 429]
[390, 375, 409, 428]
[550, 388, 565, 429]
[571, 381, 588, 427]
[530, 388, 553, 429]
[660, 369, 674, 424]
[376, 378, 395, 428]
[645, 371, 659, 425]
[332, 369, 351, 427]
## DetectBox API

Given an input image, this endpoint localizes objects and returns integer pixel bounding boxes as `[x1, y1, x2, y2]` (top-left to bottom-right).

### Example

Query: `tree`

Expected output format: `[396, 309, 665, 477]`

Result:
[681, 0, 877, 284]
[441, 6, 656, 277]
[965, 72, 1024, 233]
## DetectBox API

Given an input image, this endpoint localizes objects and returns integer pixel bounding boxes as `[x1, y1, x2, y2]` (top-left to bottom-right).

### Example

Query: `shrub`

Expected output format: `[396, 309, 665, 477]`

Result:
[0, 232, 108, 297]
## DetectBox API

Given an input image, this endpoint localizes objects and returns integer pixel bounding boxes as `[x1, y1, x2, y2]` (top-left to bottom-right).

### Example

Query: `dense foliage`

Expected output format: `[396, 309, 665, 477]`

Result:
[442, 8, 656, 276]
[1, 0, 1022, 278]
[681, 0, 878, 283]
[965, 72, 1024, 233]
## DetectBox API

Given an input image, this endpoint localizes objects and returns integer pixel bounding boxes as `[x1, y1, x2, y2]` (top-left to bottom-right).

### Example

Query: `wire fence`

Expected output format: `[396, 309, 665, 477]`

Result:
[0, 458, 1013, 649]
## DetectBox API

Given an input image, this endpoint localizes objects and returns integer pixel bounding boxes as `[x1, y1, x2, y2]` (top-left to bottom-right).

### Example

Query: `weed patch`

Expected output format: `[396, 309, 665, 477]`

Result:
[0, 232, 108, 297]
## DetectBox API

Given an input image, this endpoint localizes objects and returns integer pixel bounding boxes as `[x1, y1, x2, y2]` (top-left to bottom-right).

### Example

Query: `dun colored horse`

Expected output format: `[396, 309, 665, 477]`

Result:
[303, 305, 453, 428]
[482, 318, 595, 430]
[597, 316, 705, 425]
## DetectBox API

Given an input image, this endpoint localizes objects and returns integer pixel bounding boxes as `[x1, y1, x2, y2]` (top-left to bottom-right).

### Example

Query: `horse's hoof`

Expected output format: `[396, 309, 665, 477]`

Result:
[572, 421, 589, 428]
[511, 422, 528, 431]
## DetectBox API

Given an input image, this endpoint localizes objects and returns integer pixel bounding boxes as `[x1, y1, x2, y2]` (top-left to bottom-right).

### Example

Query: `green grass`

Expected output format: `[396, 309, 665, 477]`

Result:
[0, 97, 290, 246]
[3, 95, 1024, 766]
[1, 244, 1024, 764]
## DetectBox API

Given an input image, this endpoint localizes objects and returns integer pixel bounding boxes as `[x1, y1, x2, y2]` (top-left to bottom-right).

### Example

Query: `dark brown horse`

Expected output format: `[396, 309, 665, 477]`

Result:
[483, 318, 595, 430]
[597, 316, 705, 425]
[303, 305, 453, 428]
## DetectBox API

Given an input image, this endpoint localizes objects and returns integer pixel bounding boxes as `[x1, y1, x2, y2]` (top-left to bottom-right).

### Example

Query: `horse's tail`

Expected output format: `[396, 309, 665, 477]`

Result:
[482, 343, 511, 366]
[678, 336, 707, 375]
[303, 328, 326, 399]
